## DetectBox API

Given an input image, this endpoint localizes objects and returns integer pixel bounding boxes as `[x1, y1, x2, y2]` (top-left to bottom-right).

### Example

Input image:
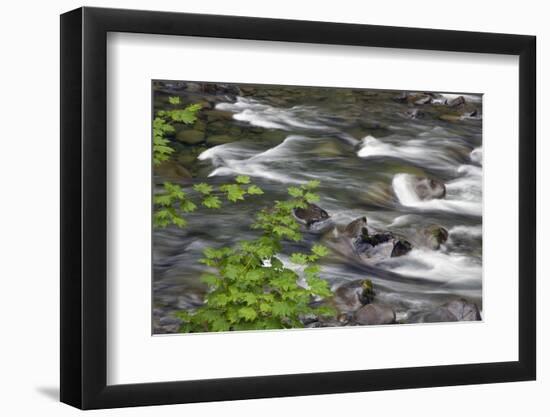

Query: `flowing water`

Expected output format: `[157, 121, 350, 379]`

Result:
[153, 84, 483, 332]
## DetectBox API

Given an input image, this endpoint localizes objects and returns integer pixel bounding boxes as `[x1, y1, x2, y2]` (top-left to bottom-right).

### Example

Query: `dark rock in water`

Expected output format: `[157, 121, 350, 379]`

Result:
[154, 160, 192, 181]
[423, 225, 449, 250]
[413, 177, 446, 200]
[406, 108, 425, 119]
[414, 95, 432, 105]
[408, 299, 481, 323]
[447, 95, 466, 107]
[391, 240, 412, 257]
[206, 134, 235, 146]
[330, 279, 375, 313]
[354, 303, 396, 325]
[343, 217, 368, 238]
[294, 203, 330, 226]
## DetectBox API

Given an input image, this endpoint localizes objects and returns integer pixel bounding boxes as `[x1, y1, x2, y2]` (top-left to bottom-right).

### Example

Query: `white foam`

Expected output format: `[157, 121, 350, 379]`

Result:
[357, 135, 460, 171]
[381, 248, 482, 284]
[216, 97, 329, 132]
[392, 173, 482, 217]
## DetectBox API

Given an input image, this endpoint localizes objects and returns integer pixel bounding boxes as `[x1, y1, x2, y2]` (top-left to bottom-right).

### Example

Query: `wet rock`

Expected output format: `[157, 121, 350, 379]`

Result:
[406, 108, 425, 119]
[444, 299, 482, 321]
[391, 239, 412, 257]
[423, 225, 449, 249]
[354, 303, 396, 325]
[154, 160, 192, 180]
[343, 217, 368, 238]
[412, 177, 446, 200]
[329, 279, 374, 313]
[176, 129, 206, 145]
[408, 299, 481, 323]
[294, 203, 330, 226]
[205, 109, 234, 122]
[414, 95, 432, 105]
[447, 95, 466, 107]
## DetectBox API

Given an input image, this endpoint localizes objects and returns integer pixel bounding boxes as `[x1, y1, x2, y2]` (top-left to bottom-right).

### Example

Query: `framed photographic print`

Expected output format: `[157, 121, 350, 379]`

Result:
[60, 6, 536, 409]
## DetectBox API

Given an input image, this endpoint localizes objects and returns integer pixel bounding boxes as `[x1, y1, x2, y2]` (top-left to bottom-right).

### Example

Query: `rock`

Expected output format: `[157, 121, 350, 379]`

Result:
[414, 95, 432, 105]
[406, 108, 425, 119]
[447, 95, 466, 107]
[294, 203, 330, 226]
[154, 160, 192, 180]
[408, 299, 481, 323]
[354, 303, 396, 325]
[444, 299, 482, 321]
[391, 239, 412, 257]
[343, 217, 368, 238]
[176, 129, 206, 145]
[205, 109, 234, 122]
[413, 177, 446, 200]
[330, 279, 375, 313]
[206, 134, 235, 146]
[423, 225, 449, 249]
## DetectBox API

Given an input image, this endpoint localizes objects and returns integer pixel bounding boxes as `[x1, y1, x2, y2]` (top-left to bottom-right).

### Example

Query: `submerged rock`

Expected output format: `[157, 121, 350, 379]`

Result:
[176, 129, 206, 145]
[154, 160, 192, 181]
[294, 203, 330, 226]
[412, 177, 446, 200]
[423, 225, 449, 250]
[354, 303, 396, 325]
[408, 299, 481, 323]
[406, 108, 425, 119]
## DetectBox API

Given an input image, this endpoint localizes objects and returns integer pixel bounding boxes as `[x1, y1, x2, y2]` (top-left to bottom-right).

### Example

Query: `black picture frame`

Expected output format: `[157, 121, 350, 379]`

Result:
[60, 6, 536, 410]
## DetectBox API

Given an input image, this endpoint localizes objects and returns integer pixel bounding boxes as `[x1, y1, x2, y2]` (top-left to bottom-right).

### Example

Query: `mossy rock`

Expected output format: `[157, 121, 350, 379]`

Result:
[206, 134, 235, 146]
[176, 129, 205, 145]
[205, 110, 234, 122]
[154, 160, 192, 180]
[177, 152, 197, 167]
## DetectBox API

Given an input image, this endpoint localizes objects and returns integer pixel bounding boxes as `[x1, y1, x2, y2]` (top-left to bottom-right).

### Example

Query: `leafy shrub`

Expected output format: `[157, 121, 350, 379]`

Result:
[176, 181, 336, 332]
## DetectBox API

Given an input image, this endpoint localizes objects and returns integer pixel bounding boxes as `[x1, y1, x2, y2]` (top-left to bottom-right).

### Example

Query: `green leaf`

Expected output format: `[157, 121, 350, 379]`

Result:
[290, 253, 309, 265]
[221, 184, 246, 202]
[168, 96, 181, 105]
[287, 187, 303, 198]
[305, 180, 320, 189]
[235, 175, 251, 184]
[238, 307, 258, 322]
[202, 195, 222, 209]
[201, 274, 220, 286]
[304, 192, 320, 203]
[247, 185, 264, 195]
[272, 301, 293, 318]
[312, 244, 329, 258]
[193, 183, 213, 195]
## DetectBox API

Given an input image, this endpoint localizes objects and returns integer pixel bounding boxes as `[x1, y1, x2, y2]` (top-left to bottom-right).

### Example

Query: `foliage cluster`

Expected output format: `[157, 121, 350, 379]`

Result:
[176, 181, 336, 332]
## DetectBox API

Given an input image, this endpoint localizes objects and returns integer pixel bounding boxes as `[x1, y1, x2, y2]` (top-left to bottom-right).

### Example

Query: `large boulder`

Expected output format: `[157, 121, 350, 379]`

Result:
[294, 203, 330, 226]
[354, 303, 396, 325]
